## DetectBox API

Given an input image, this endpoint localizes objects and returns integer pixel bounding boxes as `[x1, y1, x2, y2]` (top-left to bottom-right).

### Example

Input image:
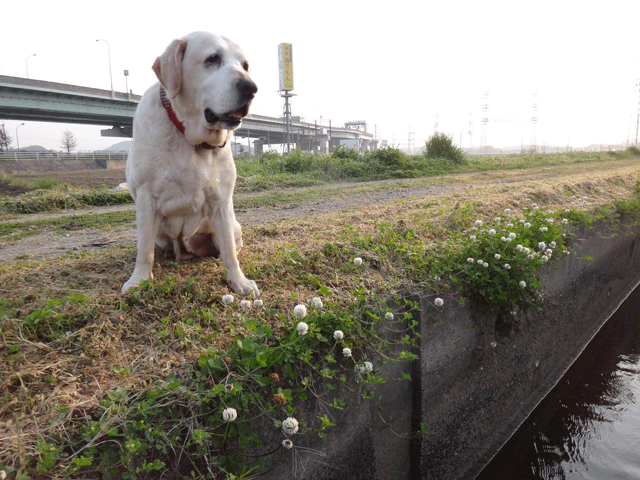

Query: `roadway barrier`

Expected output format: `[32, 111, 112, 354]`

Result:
[0, 151, 127, 172]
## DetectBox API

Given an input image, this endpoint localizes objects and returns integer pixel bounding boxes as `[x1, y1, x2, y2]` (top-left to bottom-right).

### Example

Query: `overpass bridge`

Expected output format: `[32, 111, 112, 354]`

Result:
[0, 75, 377, 153]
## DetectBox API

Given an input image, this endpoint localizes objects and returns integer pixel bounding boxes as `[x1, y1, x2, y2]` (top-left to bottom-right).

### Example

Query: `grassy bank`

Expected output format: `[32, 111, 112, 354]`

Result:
[2, 149, 640, 478]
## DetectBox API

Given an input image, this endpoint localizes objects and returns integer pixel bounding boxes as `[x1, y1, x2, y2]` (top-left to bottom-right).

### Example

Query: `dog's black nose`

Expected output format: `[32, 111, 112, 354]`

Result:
[237, 78, 258, 100]
[204, 108, 218, 124]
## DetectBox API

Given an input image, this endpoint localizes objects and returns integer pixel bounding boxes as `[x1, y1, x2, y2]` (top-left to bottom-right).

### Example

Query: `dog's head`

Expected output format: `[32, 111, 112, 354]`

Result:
[152, 32, 257, 146]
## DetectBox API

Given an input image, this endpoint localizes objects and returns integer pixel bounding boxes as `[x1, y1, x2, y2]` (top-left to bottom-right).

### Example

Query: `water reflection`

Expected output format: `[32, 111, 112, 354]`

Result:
[476, 286, 640, 480]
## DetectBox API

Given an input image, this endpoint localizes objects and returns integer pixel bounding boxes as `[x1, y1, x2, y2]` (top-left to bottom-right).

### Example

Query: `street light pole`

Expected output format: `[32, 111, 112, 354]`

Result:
[25, 54, 36, 79]
[96, 39, 114, 92]
[16, 123, 25, 150]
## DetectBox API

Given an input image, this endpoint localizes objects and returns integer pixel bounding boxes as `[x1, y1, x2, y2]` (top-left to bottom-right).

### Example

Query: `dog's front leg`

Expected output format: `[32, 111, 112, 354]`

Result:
[122, 190, 161, 293]
[211, 202, 259, 297]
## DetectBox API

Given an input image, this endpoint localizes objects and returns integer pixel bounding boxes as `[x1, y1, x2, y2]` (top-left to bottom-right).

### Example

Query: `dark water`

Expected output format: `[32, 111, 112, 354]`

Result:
[476, 285, 640, 480]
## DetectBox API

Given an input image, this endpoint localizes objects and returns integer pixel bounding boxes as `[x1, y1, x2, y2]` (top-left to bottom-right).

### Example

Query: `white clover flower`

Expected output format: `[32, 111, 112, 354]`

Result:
[310, 297, 323, 309]
[253, 299, 264, 307]
[490, 341, 497, 348]
[541, 255, 549, 262]
[533, 206, 539, 212]
[509, 232, 516, 240]
[358, 361, 374, 374]
[353, 257, 363, 266]
[334, 330, 344, 340]
[282, 439, 294, 449]
[547, 218, 554, 224]
[527, 254, 535, 260]
[495, 217, 502, 222]
[482, 262, 489, 268]
[282, 417, 299, 435]
[342, 347, 352, 357]
[545, 249, 553, 256]
[488, 229, 496, 236]
[0, 471, 5, 480]
[222, 407, 237, 422]
[504, 263, 511, 270]
[475, 220, 483, 227]
[240, 299, 252, 308]
[470, 235, 477, 241]
[524, 222, 531, 228]
[296, 322, 309, 335]
[504, 208, 511, 214]
[467, 257, 475, 264]
[222, 294, 234, 305]
[539, 226, 548, 232]
[385, 312, 394, 321]
[538, 241, 546, 250]
[293, 304, 307, 319]
[550, 241, 556, 248]
[434, 297, 444, 307]
[516, 244, 523, 252]
[501, 236, 507, 242]
[494, 253, 501, 260]
[519, 280, 527, 288]
[477, 259, 484, 265]
[562, 218, 569, 225]
[523, 247, 530, 255]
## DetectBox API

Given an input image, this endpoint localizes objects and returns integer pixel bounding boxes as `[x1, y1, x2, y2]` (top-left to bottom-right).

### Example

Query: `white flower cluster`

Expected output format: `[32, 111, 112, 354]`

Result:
[296, 322, 309, 335]
[282, 416, 299, 435]
[357, 361, 373, 374]
[222, 407, 237, 422]
[310, 297, 323, 309]
[293, 304, 307, 319]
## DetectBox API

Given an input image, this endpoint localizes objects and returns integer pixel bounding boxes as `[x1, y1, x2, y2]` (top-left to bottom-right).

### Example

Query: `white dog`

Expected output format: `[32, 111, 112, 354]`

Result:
[121, 32, 259, 297]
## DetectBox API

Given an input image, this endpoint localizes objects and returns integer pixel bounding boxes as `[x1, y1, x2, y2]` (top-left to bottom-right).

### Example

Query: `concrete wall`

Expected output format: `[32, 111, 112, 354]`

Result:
[0, 155, 126, 173]
[260, 220, 640, 479]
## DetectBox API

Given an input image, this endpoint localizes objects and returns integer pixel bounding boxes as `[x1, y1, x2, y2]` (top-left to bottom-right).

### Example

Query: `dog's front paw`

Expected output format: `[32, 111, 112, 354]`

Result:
[227, 272, 260, 297]
[121, 268, 153, 294]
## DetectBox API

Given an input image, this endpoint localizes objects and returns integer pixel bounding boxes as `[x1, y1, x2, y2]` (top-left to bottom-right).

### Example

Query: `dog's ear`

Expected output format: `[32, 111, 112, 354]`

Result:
[152, 39, 187, 98]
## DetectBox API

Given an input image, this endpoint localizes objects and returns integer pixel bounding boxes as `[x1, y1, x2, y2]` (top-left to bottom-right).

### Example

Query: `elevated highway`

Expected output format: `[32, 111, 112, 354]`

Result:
[0, 75, 376, 153]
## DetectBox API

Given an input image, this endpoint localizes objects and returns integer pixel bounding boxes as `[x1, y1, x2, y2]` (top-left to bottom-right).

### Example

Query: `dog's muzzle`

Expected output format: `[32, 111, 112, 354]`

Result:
[204, 78, 258, 127]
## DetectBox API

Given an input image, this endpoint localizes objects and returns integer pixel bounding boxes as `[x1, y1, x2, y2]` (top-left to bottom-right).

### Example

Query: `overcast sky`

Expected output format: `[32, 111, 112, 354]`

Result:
[2, 0, 639, 152]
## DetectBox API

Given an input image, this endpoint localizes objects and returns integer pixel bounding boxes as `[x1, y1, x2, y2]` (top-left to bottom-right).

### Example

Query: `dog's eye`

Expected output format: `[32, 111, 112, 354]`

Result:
[242, 61, 249, 72]
[205, 54, 221, 67]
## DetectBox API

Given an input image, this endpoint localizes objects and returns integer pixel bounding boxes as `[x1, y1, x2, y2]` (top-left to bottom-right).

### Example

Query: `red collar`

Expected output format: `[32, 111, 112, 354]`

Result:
[159, 86, 225, 150]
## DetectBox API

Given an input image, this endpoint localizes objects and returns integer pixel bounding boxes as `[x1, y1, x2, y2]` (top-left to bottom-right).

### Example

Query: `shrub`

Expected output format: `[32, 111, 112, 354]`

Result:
[367, 147, 407, 168]
[425, 133, 465, 164]
[283, 149, 315, 174]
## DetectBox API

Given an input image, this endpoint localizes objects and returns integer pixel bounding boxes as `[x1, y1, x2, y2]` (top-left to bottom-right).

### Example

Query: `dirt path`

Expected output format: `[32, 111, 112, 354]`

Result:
[1, 160, 638, 263]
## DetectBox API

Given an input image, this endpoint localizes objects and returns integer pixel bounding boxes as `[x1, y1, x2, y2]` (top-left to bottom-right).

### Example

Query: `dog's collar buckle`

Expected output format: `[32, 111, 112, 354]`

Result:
[159, 86, 225, 150]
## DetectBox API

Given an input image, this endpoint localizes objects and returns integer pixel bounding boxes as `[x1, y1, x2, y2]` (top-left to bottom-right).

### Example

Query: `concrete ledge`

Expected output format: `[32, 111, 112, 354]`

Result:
[261, 220, 640, 479]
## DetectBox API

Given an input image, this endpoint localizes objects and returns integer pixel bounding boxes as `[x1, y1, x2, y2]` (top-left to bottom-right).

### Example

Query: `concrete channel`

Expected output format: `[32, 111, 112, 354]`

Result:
[261, 219, 640, 479]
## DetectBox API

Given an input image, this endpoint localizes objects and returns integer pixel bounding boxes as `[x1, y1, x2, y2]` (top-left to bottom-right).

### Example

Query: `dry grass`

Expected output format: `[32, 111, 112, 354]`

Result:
[2, 157, 640, 475]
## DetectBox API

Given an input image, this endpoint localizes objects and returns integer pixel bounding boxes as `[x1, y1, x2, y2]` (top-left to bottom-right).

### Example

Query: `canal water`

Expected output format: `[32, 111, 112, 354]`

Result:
[476, 284, 640, 480]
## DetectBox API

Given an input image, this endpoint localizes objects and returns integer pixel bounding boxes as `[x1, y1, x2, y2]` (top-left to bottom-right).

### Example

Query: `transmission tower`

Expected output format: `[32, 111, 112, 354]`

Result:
[407, 130, 415, 154]
[531, 90, 538, 150]
[468, 112, 473, 148]
[481, 91, 489, 150]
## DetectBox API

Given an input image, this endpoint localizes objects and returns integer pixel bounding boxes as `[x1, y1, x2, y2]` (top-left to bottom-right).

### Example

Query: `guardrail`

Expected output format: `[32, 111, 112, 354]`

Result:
[0, 151, 128, 162]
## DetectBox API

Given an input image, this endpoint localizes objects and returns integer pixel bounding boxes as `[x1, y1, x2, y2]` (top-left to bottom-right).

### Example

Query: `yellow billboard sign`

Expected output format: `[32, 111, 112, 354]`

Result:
[278, 43, 294, 91]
